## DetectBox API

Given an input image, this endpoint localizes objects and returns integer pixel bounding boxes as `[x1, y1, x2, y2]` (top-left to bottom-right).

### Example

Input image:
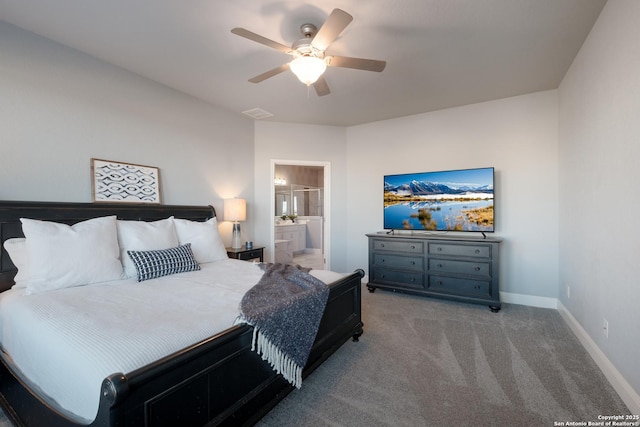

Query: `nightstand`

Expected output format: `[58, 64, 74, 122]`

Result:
[226, 246, 264, 262]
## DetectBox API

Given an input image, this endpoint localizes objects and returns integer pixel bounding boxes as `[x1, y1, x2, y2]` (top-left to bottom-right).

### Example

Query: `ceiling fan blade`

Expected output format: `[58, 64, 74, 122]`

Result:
[313, 76, 330, 96]
[326, 55, 386, 72]
[231, 28, 292, 54]
[311, 9, 353, 51]
[248, 63, 290, 83]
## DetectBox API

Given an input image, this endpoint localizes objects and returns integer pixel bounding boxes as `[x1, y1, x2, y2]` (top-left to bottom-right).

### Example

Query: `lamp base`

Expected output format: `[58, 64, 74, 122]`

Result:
[231, 223, 242, 249]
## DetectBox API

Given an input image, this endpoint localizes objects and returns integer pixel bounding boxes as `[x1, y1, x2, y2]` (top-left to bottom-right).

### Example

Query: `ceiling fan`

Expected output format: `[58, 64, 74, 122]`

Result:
[231, 8, 386, 96]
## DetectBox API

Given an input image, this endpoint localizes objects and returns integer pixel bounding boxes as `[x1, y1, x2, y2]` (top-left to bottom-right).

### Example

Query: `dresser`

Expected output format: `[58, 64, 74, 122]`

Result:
[366, 233, 502, 312]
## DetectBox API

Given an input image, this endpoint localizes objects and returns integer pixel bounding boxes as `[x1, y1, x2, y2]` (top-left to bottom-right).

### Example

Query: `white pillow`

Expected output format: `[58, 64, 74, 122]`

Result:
[117, 217, 179, 278]
[20, 216, 122, 294]
[173, 217, 228, 264]
[3, 237, 29, 288]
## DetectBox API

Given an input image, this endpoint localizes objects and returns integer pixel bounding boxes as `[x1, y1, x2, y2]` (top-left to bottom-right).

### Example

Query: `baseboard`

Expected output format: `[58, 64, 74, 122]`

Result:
[557, 301, 640, 415]
[365, 286, 639, 413]
[499, 291, 558, 309]
[503, 293, 640, 413]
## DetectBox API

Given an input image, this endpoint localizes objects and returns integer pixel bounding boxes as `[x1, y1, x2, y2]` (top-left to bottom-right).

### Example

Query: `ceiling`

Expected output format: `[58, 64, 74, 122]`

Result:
[0, 0, 607, 126]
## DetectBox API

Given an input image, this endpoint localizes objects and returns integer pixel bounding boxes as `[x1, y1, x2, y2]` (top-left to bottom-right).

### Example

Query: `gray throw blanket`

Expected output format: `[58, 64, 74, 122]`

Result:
[235, 263, 329, 388]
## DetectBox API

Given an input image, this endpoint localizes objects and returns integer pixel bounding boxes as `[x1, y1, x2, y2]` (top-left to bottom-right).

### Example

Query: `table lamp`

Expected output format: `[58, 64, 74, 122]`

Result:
[224, 198, 246, 249]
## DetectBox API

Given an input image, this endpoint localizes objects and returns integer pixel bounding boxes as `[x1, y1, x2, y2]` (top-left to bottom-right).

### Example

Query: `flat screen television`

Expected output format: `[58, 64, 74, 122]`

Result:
[384, 167, 494, 232]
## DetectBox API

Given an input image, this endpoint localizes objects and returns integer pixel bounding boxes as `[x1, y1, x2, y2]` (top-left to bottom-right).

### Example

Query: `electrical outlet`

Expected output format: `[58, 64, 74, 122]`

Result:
[603, 318, 609, 338]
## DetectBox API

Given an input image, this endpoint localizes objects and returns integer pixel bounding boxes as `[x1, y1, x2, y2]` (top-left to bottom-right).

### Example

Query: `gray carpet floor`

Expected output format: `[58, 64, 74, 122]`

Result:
[256, 286, 630, 426]
[0, 285, 630, 426]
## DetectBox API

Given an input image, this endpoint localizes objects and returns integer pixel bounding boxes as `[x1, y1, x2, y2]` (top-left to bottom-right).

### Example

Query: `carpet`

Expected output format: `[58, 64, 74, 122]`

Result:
[256, 286, 630, 426]
[0, 285, 631, 426]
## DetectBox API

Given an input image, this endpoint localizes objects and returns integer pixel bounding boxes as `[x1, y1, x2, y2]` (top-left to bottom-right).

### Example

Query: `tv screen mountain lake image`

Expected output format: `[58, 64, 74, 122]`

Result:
[384, 168, 494, 232]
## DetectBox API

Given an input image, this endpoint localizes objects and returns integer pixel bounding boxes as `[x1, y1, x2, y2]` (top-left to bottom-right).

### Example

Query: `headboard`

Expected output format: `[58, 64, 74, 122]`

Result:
[0, 201, 216, 292]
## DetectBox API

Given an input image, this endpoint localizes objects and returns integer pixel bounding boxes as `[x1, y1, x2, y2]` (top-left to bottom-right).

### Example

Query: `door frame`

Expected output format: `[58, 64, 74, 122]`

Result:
[270, 159, 331, 270]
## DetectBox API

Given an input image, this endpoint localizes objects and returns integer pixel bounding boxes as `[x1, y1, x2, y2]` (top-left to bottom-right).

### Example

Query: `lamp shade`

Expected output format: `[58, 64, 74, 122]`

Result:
[224, 198, 246, 222]
[290, 56, 327, 85]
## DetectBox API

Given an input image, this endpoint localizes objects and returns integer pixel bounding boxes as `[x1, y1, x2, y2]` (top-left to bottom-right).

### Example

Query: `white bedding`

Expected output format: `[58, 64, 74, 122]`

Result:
[0, 259, 346, 423]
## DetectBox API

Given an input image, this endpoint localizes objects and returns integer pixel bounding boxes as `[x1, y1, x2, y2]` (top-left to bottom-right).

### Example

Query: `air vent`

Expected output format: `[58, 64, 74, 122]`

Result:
[242, 108, 275, 120]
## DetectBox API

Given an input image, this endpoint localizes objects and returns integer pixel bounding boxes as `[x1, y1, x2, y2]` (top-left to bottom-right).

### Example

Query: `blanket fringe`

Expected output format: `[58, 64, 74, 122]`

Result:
[252, 327, 303, 389]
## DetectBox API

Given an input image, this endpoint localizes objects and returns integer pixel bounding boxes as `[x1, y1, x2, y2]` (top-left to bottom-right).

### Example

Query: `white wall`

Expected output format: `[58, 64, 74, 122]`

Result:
[253, 122, 348, 271]
[558, 0, 640, 406]
[345, 91, 560, 303]
[0, 22, 255, 245]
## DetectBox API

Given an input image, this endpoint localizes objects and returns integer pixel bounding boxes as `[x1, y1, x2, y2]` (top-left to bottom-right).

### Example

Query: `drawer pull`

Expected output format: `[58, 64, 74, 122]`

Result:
[380, 244, 385, 248]
[437, 247, 443, 252]
[410, 261, 415, 265]
[437, 263, 443, 268]
[475, 249, 480, 254]
[474, 266, 481, 271]
[410, 245, 416, 250]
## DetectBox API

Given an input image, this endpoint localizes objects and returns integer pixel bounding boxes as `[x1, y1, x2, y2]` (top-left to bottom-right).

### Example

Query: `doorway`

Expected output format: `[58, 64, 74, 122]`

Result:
[271, 160, 330, 270]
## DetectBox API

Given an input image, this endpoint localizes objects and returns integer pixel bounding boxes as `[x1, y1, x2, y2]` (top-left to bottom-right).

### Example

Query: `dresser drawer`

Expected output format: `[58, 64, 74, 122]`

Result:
[428, 243, 490, 258]
[372, 239, 423, 254]
[372, 268, 424, 290]
[239, 249, 263, 261]
[428, 276, 491, 297]
[429, 259, 490, 277]
[373, 253, 423, 271]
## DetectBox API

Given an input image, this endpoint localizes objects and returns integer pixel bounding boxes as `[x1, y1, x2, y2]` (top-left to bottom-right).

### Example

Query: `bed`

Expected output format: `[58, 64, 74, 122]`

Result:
[0, 200, 364, 427]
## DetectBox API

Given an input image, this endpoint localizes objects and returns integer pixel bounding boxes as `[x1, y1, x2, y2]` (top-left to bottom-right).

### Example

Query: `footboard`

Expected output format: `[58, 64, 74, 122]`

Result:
[0, 269, 364, 427]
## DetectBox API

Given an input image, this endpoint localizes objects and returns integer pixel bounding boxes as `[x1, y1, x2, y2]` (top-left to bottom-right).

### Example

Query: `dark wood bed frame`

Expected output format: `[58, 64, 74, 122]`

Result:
[0, 201, 364, 427]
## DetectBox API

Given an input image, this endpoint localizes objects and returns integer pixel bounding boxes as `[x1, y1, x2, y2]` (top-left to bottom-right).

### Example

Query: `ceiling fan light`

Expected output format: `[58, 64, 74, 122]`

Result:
[290, 56, 327, 85]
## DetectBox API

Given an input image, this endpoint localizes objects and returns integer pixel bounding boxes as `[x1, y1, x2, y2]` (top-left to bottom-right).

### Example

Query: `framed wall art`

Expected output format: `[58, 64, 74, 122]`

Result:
[91, 158, 162, 204]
